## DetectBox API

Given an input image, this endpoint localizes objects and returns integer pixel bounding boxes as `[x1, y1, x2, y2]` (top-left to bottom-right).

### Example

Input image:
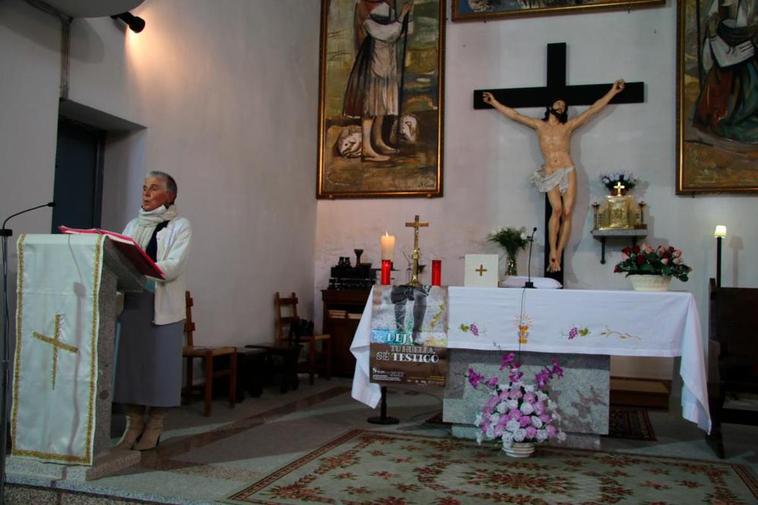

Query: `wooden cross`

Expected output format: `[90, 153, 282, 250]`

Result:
[613, 181, 625, 196]
[32, 314, 80, 390]
[474, 43, 644, 110]
[475, 264, 488, 277]
[405, 215, 429, 286]
[474, 43, 645, 284]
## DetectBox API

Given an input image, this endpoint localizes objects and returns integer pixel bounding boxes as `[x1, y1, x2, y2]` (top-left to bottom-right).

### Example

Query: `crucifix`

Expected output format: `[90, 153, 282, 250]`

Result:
[405, 214, 429, 286]
[475, 264, 488, 277]
[32, 314, 80, 390]
[474, 43, 645, 284]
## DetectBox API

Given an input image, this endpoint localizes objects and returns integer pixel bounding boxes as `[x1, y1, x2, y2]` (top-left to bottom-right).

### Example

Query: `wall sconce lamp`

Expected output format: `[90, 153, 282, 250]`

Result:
[714, 225, 727, 287]
[111, 11, 145, 33]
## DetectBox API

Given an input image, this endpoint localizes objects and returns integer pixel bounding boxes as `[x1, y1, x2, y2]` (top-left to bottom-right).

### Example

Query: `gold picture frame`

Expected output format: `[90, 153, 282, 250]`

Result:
[317, 0, 445, 199]
[676, 0, 758, 194]
[451, 0, 664, 21]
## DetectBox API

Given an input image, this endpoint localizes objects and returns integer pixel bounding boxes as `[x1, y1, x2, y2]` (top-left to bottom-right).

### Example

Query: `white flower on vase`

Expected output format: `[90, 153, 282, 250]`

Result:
[506, 419, 520, 432]
[520, 402, 534, 415]
[496, 402, 508, 414]
[513, 428, 527, 442]
[532, 416, 543, 428]
[536, 429, 548, 442]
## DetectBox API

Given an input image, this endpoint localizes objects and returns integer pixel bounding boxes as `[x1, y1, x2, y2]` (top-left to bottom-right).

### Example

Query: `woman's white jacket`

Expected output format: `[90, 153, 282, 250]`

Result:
[123, 216, 191, 325]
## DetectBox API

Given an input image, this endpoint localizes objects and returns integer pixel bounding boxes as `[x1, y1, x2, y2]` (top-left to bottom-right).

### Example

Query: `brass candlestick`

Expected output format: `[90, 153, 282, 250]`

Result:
[405, 215, 429, 286]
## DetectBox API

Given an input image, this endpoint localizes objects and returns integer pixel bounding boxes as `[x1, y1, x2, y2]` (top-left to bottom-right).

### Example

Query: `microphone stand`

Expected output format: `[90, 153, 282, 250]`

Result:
[0, 202, 54, 505]
[523, 227, 538, 289]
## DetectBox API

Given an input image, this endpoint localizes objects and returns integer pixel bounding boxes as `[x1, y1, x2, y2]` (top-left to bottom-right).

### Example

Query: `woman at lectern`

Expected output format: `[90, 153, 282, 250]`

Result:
[113, 171, 191, 450]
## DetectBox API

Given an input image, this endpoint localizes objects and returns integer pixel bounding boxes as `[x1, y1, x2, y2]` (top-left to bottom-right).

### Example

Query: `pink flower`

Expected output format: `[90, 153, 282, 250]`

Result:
[546, 424, 557, 437]
[525, 426, 537, 439]
[661, 257, 669, 265]
[519, 415, 531, 428]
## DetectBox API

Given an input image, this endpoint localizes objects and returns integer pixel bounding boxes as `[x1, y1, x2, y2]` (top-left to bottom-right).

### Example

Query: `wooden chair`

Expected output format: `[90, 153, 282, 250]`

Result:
[275, 292, 332, 385]
[706, 279, 758, 458]
[182, 291, 237, 416]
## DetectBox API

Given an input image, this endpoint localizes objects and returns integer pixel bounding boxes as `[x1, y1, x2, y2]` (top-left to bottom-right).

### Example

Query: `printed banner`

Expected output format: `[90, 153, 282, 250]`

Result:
[11, 234, 104, 465]
[369, 285, 447, 385]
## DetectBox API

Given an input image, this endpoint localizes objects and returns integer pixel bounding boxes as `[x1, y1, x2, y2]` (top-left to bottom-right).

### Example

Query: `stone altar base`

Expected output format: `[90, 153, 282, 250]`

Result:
[443, 349, 609, 449]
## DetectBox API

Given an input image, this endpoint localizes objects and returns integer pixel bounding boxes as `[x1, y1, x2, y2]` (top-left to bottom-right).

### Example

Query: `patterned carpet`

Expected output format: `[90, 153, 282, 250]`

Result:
[225, 429, 758, 505]
[605, 405, 656, 441]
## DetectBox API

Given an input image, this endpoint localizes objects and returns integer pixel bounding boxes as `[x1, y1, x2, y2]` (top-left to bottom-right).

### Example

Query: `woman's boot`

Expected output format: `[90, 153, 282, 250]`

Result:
[115, 404, 145, 450]
[134, 407, 167, 451]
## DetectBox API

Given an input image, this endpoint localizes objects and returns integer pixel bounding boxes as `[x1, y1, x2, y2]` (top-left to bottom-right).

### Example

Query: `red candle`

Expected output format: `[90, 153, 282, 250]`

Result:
[381, 259, 392, 285]
[431, 259, 442, 286]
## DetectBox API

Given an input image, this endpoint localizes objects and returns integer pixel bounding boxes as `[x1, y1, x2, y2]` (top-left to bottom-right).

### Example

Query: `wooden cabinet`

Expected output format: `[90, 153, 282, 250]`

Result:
[321, 289, 370, 377]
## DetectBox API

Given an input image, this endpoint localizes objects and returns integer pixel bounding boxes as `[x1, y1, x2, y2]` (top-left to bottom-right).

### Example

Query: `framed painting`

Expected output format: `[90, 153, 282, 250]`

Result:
[451, 0, 664, 21]
[676, 0, 758, 193]
[317, 0, 445, 199]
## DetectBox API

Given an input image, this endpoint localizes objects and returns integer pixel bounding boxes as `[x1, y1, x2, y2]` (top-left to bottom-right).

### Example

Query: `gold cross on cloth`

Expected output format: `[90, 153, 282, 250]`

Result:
[613, 181, 625, 196]
[32, 314, 80, 390]
[475, 264, 488, 276]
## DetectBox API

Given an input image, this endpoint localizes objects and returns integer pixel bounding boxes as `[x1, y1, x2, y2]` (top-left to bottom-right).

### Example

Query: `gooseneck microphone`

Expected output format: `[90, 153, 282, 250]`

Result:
[1, 200, 55, 504]
[524, 227, 538, 289]
[1, 201, 55, 236]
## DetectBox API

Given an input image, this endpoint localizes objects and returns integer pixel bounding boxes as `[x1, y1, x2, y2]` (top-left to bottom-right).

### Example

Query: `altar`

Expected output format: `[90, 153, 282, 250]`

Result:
[350, 286, 710, 446]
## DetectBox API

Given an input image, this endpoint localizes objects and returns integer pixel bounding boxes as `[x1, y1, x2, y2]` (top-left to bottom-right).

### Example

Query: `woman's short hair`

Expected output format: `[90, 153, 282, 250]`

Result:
[147, 171, 178, 198]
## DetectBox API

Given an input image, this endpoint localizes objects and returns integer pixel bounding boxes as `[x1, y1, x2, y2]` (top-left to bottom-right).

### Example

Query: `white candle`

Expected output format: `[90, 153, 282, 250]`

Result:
[380, 232, 396, 261]
[713, 225, 727, 238]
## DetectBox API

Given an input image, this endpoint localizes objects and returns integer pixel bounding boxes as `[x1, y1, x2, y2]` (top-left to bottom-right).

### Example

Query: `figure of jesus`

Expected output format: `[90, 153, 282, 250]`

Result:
[482, 79, 625, 272]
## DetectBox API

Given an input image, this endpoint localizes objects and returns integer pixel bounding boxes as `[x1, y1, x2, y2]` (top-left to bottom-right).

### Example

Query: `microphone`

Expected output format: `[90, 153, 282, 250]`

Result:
[524, 227, 538, 289]
[1, 202, 55, 236]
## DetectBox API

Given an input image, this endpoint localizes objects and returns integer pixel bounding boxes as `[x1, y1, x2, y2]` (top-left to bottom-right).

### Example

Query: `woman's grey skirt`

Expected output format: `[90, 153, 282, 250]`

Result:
[113, 291, 183, 407]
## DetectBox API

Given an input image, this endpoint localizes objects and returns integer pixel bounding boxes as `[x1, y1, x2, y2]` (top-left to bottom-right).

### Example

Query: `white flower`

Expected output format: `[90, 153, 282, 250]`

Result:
[557, 431, 567, 442]
[490, 413, 500, 425]
[536, 391, 548, 402]
[506, 399, 519, 410]
[476, 431, 483, 444]
[524, 384, 535, 393]
[552, 412, 561, 421]
[506, 419, 520, 432]
[513, 428, 526, 442]
[474, 413, 483, 426]
[519, 402, 534, 415]
[496, 402, 508, 414]
[502, 432, 514, 448]
[536, 429, 548, 442]
[532, 416, 543, 428]
[485, 426, 495, 439]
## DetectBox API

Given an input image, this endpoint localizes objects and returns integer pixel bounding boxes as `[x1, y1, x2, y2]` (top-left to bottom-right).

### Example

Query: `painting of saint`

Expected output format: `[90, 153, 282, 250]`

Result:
[317, 0, 444, 198]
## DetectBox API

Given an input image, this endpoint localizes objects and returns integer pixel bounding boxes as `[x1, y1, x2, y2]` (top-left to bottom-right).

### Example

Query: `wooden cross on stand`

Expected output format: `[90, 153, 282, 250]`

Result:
[405, 214, 429, 286]
[475, 264, 488, 277]
[474, 43, 645, 284]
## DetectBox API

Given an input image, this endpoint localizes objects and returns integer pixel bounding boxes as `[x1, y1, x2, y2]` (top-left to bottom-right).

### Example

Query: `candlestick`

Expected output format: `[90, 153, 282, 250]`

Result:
[381, 260, 392, 285]
[380, 232, 396, 261]
[431, 259, 441, 286]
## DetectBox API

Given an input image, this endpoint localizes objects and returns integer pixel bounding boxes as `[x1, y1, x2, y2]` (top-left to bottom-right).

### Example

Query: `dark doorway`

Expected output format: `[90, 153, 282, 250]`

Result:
[51, 117, 104, 232]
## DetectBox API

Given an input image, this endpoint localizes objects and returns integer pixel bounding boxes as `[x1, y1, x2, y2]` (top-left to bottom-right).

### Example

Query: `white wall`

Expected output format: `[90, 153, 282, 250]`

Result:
[314, 4, 758, 378]
[1, 0, 321, 346]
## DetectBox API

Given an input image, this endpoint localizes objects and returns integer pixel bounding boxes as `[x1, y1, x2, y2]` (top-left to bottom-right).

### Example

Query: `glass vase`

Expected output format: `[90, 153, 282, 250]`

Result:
[505, 255, 518, 276]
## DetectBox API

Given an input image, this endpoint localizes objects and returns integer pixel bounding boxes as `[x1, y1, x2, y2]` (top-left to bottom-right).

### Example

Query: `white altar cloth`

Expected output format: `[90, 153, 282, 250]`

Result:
[351, 287, 710, 433]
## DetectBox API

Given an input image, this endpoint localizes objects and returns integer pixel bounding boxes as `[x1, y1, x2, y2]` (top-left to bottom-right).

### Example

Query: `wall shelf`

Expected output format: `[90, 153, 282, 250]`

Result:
[591, 229, 648, 264]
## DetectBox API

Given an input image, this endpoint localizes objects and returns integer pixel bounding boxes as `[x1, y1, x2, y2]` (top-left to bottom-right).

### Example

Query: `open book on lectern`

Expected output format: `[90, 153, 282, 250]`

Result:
[58, 226, 164, 279]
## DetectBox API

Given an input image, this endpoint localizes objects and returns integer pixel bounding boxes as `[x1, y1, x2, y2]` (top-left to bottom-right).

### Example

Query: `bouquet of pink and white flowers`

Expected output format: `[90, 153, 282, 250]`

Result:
[466, 353, 566, 451]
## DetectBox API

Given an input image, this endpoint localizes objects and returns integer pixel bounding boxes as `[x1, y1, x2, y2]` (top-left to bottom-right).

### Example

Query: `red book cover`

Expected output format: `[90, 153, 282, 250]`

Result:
[58, 226, 165, 279]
